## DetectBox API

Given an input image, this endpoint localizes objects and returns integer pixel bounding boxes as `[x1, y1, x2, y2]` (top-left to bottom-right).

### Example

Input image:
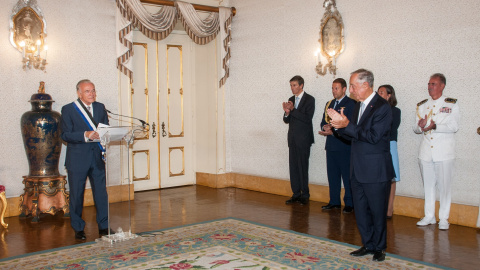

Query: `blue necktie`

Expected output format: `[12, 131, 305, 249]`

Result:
[333, 100, 339, 109]
[295, 96, 299, 109]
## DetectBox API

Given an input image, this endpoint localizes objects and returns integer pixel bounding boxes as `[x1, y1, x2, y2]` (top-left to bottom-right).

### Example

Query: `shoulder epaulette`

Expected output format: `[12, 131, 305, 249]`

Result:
[417, 99, 428, 106]
[445, 97, 457, 104]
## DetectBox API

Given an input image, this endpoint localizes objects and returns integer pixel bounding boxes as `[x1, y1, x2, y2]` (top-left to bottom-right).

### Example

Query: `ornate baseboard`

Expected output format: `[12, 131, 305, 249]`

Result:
[196, 172, 480, 228]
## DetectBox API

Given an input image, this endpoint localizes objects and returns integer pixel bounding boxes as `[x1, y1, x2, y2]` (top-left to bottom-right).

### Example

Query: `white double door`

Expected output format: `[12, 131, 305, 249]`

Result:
[124, 31, 195, 191]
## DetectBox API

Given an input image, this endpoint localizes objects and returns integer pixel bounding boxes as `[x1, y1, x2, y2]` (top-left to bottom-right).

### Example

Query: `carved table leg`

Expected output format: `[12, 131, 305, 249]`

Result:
[0, 191, 8, 228]
[31, 183, 40, 222]
[19, 177, 30, 217]
[21, 176, 69, 222]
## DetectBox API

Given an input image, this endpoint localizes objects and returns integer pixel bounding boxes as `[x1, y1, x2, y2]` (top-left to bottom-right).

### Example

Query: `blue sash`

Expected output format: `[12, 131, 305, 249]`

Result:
[72, 101, 105, 152]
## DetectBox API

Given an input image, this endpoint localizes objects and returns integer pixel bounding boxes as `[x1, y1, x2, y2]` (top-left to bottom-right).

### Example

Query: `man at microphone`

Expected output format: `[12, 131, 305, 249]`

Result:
[61, 79, 110, 240]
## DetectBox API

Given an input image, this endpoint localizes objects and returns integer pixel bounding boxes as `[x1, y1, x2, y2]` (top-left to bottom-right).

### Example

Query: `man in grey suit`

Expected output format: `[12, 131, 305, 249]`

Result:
[282, 75, 315, 205]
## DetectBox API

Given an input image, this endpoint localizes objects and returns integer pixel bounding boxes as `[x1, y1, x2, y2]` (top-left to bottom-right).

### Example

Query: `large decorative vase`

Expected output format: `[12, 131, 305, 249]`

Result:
[19, 82, 69, 222]
[21, 81, 61, 176]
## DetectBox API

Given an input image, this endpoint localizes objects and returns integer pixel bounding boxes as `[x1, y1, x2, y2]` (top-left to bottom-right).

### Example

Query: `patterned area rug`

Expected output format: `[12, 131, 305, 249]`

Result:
[0, 218, 450, 270]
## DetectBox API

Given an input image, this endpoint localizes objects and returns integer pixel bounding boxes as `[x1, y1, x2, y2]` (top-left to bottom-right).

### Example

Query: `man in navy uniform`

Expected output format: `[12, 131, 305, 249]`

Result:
[414, 73, 460, 230]
[319, 78, 356, 213]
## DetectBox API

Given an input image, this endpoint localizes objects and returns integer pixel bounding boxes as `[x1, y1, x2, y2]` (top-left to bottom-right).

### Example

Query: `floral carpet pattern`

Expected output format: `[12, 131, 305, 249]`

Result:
[0, 218, 449, 270]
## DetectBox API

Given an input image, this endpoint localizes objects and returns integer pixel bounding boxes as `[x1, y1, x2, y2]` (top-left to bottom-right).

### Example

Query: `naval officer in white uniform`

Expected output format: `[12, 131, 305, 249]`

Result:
[414, 73, 460, 230]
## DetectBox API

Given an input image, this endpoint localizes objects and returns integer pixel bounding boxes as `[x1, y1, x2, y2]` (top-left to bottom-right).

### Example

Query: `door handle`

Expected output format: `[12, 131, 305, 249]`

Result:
[152, 122, 156, 138]
[161, 122, 167, 137]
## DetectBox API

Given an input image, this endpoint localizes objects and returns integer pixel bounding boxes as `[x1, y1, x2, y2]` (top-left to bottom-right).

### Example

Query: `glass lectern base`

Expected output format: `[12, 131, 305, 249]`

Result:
[95, 227, 138, 245]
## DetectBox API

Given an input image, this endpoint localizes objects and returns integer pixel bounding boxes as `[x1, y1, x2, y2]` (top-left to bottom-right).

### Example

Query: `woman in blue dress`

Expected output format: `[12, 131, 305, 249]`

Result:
[378, 85, 401, 219]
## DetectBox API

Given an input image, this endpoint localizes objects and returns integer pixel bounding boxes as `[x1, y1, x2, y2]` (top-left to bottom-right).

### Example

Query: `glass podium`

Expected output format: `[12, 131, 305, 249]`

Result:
[94, 125, 145, 245]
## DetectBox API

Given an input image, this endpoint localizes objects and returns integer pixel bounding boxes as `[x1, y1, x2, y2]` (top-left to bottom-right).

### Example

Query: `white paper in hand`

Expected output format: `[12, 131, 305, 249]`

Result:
[96, 123, 110, 138]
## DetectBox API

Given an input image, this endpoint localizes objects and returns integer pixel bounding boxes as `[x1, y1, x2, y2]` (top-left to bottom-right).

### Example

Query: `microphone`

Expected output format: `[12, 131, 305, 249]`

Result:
[105, 108, 149, 128]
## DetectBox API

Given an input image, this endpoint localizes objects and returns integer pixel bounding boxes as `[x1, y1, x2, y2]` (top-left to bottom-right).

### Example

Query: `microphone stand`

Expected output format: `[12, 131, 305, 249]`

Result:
[105, 109, 149, 129]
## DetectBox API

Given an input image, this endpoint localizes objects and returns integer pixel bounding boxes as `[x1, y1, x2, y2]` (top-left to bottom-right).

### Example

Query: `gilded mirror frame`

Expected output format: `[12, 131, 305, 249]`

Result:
[9, 0, 47, 54]
[319, 0, 344, 59]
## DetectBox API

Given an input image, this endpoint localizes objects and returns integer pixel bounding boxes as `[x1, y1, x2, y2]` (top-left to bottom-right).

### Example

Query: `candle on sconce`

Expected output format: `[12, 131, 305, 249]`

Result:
[20, 41, 26, 58]
[327, 51, 335, 67]
[36, 40, 41, 56]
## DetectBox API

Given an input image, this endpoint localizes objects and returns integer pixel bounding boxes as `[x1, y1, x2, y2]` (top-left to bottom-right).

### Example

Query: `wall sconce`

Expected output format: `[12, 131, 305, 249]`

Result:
[315, 0, 344, 77]
[9, 0, 48, 72]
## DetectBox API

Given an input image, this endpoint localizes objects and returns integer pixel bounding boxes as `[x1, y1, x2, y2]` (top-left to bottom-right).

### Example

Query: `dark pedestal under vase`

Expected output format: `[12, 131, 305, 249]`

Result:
[19, 82, 69, 222]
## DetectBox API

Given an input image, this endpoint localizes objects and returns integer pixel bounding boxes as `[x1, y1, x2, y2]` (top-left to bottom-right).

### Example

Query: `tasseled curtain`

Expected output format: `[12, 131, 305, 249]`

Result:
[116, 0, 232, 87]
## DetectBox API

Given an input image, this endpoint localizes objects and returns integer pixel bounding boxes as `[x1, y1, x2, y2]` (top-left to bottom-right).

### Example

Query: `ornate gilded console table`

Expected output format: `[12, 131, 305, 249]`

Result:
[20, 176, 69, 222]
[0, 185, 7, 228]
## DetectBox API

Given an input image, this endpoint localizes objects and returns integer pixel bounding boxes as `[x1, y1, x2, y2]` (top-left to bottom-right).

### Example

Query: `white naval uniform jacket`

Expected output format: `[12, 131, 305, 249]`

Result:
[413, 95, 460, 162]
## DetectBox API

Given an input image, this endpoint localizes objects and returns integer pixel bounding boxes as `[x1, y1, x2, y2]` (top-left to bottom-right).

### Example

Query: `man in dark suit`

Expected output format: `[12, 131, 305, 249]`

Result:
[61, 79, 110, 240]
[282, 75, 315, 205]
[328, 69, 394, 262]
[319, 78, 356, 213]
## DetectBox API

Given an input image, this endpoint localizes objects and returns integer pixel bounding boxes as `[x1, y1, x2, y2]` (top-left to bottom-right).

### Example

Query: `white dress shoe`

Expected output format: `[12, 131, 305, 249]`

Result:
[439, 220, 449, 230]
[416, 217, 436, 226]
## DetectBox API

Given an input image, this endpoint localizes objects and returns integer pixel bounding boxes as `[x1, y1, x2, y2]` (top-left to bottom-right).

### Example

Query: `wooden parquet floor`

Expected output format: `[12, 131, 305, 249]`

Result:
[0, 185, 478, 269]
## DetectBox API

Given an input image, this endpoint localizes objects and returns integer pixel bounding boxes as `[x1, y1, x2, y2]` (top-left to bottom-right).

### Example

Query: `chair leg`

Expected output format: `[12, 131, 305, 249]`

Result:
[0, 191, 8, 229]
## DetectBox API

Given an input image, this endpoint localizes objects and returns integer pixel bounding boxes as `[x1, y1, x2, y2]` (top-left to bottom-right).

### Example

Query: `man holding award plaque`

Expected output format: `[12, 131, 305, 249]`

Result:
[319, 78, 356, 213]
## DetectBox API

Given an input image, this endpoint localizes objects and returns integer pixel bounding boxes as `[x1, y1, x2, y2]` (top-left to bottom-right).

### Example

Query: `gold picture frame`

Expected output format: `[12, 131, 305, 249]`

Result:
[9, 0, 47, 54]
[319, 0, 345, 59]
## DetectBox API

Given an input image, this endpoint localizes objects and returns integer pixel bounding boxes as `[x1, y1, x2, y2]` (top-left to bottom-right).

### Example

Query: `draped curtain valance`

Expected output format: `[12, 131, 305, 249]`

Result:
[116, 0, 233, 87]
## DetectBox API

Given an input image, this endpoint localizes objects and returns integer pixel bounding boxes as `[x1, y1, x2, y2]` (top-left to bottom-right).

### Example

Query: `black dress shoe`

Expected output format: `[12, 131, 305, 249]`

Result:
[343, 206, 354, 213]
[350, 246, 374, 257]
[373, 250, 386, 261]
[285, 198, 299, 205]
[75, 230, 86, 240]
[322, 204, 341, 210]
[99, 228, 115, 236]
[299, 198, 309, 205]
